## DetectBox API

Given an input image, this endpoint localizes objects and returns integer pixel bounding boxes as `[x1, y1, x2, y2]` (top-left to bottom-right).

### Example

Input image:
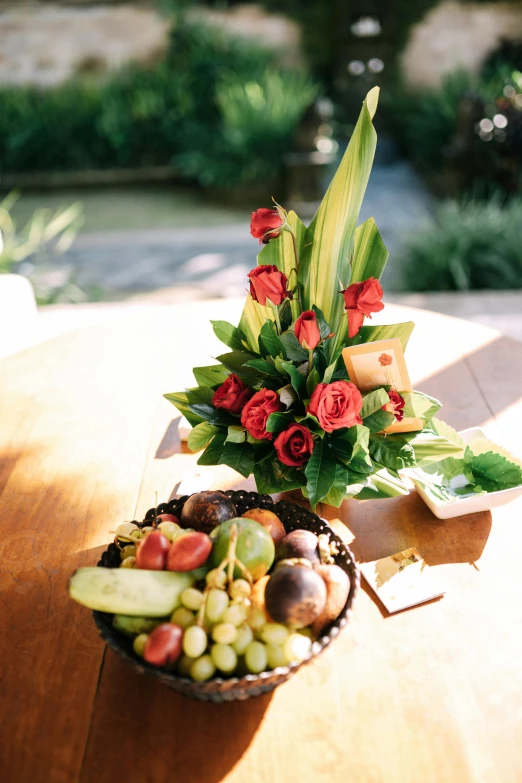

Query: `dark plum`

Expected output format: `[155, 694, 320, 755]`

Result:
[181, 491, 236, 534]
[278, 529, 320, 565]
[265, 564, 327, 629]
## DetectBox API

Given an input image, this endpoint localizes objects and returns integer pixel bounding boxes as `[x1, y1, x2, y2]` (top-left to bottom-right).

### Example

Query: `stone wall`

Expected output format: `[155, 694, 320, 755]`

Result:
[0, 3, 302, 87]
[402, 0, 522, 88]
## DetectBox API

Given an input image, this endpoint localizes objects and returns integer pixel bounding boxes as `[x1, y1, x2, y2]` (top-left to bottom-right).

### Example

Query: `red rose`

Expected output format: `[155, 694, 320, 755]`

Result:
[240, 388, 282, 440]
[211, 373, 253, 415]
[385, 390, 405, 422]
[248, 265, 290, 307]
[294, 310, 321, 351]
[343, 277, 384, 338]
[250, 207, 283, 244]
[307, 381, 363, 432]
[274, 424, 314, 467]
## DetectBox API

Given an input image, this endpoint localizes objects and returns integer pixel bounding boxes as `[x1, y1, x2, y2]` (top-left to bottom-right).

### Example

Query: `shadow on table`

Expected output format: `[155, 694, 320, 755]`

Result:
[321, 492, 492, 568]
[81, 649, 273, 782]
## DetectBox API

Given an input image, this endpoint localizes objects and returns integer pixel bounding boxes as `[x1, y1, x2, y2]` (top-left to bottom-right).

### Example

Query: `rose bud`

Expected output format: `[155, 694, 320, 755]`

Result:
[247, 265, 290, 307]
[274, 424, 314, 467]
[385, 390, 405, 422]
[211, 373, 253, 415]
[240, 388, 283, 441]
[294, 310, 321, 351]
[307, 381, 363, 432]
[250, 207, 283, 245]
[342, 277, 384, 338]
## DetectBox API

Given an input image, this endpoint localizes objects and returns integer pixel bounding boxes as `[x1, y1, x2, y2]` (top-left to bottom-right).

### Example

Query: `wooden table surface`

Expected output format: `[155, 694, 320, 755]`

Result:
[2, 298, 522, 783]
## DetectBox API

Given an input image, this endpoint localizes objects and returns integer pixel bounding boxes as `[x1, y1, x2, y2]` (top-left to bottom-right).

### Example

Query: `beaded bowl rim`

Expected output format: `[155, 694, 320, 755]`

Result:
[93, 490, 360, 702]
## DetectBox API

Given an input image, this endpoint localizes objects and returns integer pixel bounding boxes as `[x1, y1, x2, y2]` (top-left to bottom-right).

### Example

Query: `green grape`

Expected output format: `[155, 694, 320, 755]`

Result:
[232, 624, 254, 656]
[177, 654, 194, 677]
[142, 526, 155, 535]
[284, 633, 312, 663]
[190, 655, 216, 682]
[171, 607, 195, 630]
[133, 633, 148, 658]
[266, 644, 288, 670]
[120, 545, 137, 560]
[183, 625, 208, 658]
[158, 520, 181, 540]
[212, 623, 238, 645]
[298, 627, 313, 639]
[245, 641, 267, 674]
[205, 568, 227, 589]
[120, 556, 136, 569]
[206, 588, 229, 623]
[222, 604, 247, 627]
[248, 606, 266, 632]
[181, 588, 205, 612]
[129, 529, 144, 541]
[116, 522, 138, 538]
[260, 623, 289, 647]
[230, 579, 252, 600]
[211, 644, 238, 673]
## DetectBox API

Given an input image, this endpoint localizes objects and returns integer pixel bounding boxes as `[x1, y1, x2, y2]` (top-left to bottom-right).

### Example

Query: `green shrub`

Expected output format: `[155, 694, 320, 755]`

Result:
[401, 197, 522, 291]
[0, 21, 317, 188]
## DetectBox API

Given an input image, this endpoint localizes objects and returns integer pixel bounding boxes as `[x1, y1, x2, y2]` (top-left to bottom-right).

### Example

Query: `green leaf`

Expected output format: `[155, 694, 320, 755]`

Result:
[306, 366, 320, 397]
[296, 413, 324, 436]
[363, 408, 396, 433]
[361, 388, 389, 419]
[258, 320, 284, 359]
[430, 418, 466, 450]
[311, 305, 332, 340]
[216, 351, 262, 386]
[402, 391, 442, 422]
[187, 422, 219, 452]
[164, 391, 205, 427]
[330, 217, 389, 357]
[346, 425, 373, 471]
[357, 322, 415, 353]
[226, 425, 246, 444]
[281, 361, 306, 396]
[466, 451, 522, 492]
[266, 411, 295, 434]
[239, 211, 307, 351]
[279, 331, 308, 362]
[305, 439, 338, 510]
[253, 456, 306, 494]
[211, 320, 247, 352]
[193, 364, 230, 388]
[354, 467, 411, 499]
[350, 216, 389, 285]
[218, 441, 255, 479]
[197, 431, 227, 466]
[244, 358, 282, 378]
[369, 434, 417, 471]
[298, 88, 380, 335]
[409, 426, 465, 465]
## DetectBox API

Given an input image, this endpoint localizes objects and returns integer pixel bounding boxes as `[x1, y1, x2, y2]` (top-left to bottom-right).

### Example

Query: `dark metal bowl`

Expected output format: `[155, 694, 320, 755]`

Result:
[93, 490, 359, 702]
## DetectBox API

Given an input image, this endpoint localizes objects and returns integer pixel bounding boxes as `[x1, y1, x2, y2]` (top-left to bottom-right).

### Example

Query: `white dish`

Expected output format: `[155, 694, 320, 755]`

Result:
[411, 427, 522, 519]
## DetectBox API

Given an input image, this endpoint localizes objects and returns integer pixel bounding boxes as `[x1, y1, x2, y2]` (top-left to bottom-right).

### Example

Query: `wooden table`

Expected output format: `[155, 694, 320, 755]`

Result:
[2, 299, 522, 783]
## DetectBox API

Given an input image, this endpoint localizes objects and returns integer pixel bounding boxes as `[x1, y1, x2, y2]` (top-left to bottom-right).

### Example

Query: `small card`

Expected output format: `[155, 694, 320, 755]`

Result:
[359, 547, 445, 613]
[342, 338, 422, 433]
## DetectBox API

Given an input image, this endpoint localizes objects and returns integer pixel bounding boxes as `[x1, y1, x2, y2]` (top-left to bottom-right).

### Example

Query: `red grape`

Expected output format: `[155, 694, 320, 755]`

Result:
[167, 531, 212, 572]
[143, 623, 183, 666]
[136, 531, 170, 570]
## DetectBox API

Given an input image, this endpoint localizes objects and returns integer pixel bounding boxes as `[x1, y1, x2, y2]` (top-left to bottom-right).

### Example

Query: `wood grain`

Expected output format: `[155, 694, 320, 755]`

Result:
[2, 301, 522, 783]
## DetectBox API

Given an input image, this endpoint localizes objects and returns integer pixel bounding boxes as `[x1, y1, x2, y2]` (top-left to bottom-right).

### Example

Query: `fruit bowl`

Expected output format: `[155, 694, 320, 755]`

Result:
[93, 490, 359, 702]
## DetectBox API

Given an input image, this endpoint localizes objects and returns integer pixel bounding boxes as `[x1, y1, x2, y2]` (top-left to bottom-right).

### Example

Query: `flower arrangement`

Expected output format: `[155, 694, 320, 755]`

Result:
[166, 88, 463, 509]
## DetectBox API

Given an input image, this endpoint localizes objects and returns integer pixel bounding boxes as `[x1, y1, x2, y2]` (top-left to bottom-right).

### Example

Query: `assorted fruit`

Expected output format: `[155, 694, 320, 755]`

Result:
[70, 490, 351, 683]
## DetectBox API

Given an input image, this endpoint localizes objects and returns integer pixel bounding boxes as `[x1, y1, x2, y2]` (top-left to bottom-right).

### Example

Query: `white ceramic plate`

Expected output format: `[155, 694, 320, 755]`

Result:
[411, 427, 522, 519]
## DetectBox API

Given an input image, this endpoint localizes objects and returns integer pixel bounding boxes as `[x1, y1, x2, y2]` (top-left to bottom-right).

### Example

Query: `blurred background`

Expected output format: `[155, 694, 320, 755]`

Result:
[2, 0, 522, 350]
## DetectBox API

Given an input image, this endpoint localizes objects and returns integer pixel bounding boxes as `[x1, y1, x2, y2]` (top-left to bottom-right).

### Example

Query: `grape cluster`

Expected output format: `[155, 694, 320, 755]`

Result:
[132, 578, 312, 681]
